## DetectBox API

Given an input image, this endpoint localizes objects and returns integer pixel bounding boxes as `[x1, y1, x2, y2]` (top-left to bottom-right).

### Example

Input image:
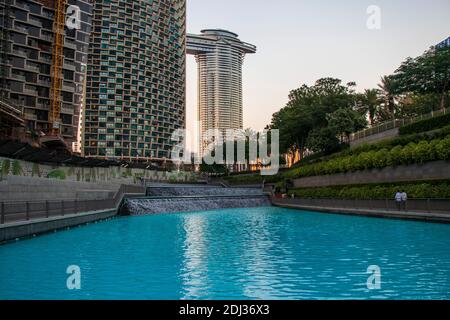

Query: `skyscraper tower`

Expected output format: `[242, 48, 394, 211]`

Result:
[83, 0, 186, 162]
[0, 0, 93, 150]
[187, 29, 256, 155]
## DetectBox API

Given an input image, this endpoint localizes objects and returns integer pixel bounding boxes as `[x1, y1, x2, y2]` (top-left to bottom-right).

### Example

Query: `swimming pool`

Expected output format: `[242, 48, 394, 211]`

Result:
[1, 206, 450, 300]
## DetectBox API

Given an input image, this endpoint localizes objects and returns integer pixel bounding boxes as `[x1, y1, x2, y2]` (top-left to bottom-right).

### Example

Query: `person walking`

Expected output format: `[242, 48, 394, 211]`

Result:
[395, 191, 402, 211]
[401, 191, 408, 211]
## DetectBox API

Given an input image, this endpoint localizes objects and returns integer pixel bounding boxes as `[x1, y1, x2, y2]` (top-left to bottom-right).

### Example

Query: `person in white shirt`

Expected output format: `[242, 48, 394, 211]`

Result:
[395, 191, 403, 211]
[401, 191, 408, 211]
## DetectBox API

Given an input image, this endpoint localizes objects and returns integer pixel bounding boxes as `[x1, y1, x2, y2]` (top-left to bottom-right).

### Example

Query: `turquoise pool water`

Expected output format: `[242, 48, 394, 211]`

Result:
[1, 207, 450, 300]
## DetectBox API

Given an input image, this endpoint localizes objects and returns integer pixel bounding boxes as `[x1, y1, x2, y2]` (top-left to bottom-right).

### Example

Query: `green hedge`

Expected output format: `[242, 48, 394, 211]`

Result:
[348, 125, 450, 155]
[293, 124, 450, 169]
[47, 169, 66, 180]
[399, 112, 450, 136]
[291, 181, 450, 200]
[284, 135, 450, 179]
[224, 174, 279, 185]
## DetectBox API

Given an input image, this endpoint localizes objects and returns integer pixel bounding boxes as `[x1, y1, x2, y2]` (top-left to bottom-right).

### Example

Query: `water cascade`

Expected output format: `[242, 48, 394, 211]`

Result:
[120, 186, 271, 215]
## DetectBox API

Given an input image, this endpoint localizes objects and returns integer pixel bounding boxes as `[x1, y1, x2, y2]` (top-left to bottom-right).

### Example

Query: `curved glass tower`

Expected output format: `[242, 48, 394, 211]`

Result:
[187, 29, 256, 155]
[83, 0, 186, 161]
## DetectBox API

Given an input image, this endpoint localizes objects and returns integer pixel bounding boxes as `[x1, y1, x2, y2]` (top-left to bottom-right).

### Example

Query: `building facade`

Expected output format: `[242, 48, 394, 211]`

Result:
[83, 0, 186, 161]
[0, 0, 93, 149]
[187, 29, 256, 155]
[436, 37, 449, 48]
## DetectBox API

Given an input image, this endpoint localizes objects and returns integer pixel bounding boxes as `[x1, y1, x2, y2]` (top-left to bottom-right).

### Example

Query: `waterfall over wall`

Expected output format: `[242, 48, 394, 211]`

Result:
[120, 185, 271, 216]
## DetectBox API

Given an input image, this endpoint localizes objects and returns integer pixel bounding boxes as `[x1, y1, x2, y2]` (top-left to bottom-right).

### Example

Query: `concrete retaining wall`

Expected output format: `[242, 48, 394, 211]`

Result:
[0, 209, 116, 243]
[272, 198, 450, 223]
[0, 175, 119, 201]
[294, 161, 450, 188]
[350, 128, 399, 148]
[274, 198, 450, 213]
[0, 156, 198, 184]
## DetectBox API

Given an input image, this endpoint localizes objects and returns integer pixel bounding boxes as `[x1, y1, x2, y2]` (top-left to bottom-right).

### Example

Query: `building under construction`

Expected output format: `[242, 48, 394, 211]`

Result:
[0, 0, 92, 151]
[83, 0, 186, 162]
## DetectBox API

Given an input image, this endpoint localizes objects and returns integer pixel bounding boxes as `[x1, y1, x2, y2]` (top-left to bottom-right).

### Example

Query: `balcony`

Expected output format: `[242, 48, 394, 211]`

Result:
[12, 48, 27, 57]
[40, 56, 52, 64]
[63, 60, 77, 70]
[11, 74, 26, 82]
[28, 17, 42, 27]
[41, 34, 53, 42]
[61, 105, 74, 115]
[37, 103, 50, 110]
[23, 111, 37, 121]
[42, 11, 54, 20]
[62, 83, 75, 92]
[13, 24, 28, 33]
[13, 1, 30, 11]
[37, 79, 50, 86]
[25, 63, 40, 73]
[23, 87, 38, 96]
[65, 39, 78, 50]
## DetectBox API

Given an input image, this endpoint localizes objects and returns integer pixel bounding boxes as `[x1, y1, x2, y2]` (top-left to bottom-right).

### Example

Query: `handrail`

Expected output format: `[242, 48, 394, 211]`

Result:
[0, 98, 24, 115]
[0, 184, 145, 225]
[350, 108, 448, 142]
[272, 197, 450, 214]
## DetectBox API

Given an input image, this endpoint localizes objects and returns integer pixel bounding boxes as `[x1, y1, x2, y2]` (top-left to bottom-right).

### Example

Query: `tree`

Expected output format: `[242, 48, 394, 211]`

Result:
[327, 108, 367, 143]
[305, 127, 340, 154]
[269, 78, 358, 159]
[392, 45, 450, 110]
[396, 92, 448, 118]
[378, 75, 397, 120]
[199, 161, 228, 175]
[357, 89, 381, 125]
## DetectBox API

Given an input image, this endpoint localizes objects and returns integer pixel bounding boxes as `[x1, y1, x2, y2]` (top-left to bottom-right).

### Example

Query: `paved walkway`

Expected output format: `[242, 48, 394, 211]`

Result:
[272, 199, 450, 224]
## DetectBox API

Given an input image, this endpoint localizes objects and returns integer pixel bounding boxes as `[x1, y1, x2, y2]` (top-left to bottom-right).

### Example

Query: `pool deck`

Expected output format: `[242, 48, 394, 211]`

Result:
[272, 198, 450, 224]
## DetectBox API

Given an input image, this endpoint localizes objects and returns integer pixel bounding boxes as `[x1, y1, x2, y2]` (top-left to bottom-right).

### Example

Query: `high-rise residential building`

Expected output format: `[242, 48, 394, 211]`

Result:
[436, 37, 449, 48]
[187, 29, 256, 155]
[0, 0, 93, 149]
[83, 0, 186, 162]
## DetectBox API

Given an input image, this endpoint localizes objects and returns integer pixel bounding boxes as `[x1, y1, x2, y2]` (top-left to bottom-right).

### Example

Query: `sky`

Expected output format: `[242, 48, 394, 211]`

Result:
[185, 0, 450, 135]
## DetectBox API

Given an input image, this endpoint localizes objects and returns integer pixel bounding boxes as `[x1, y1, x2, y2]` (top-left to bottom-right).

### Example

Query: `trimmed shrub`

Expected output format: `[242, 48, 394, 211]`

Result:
[399, 113, 450, 136]
[1, 159, 10, 176]
[387, 146, 402, 167]
[11, 160, 23, 176]
[414, 141, 433, 164]
[293, 124, 450, 169]
[292, 180, 450, 200]
[436, 136, 450, 160]
[282, 134, 450, 179]
[32, 163, 41, 177]
[47, 169, 66, 180]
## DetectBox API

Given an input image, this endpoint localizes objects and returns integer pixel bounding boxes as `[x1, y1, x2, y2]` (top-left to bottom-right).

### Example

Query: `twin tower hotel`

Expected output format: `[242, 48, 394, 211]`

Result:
[0, 0, 255, 162]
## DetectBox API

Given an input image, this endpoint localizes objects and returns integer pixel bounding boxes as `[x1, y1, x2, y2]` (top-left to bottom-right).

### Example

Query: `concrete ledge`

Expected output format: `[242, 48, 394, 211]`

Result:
[272, 200, 450, 224]
[0, 209, 116, 243]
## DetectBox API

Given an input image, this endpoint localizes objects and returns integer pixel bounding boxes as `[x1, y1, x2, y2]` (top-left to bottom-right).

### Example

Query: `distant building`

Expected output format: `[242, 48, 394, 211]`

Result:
[83, 0, 186, 162]
[436, 37, 449, 48]
[0, 0, 93, 149]
[187, 29, 256, 156]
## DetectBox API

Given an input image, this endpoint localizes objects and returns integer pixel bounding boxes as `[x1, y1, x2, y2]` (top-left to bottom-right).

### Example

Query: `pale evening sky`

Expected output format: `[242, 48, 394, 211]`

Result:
[186, 0, 450, 133]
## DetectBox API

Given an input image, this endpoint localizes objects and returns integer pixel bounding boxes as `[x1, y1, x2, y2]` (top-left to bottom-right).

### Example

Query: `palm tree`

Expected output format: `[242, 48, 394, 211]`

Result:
[378, 76, 397, 120]
[362, 89, 380, 126]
